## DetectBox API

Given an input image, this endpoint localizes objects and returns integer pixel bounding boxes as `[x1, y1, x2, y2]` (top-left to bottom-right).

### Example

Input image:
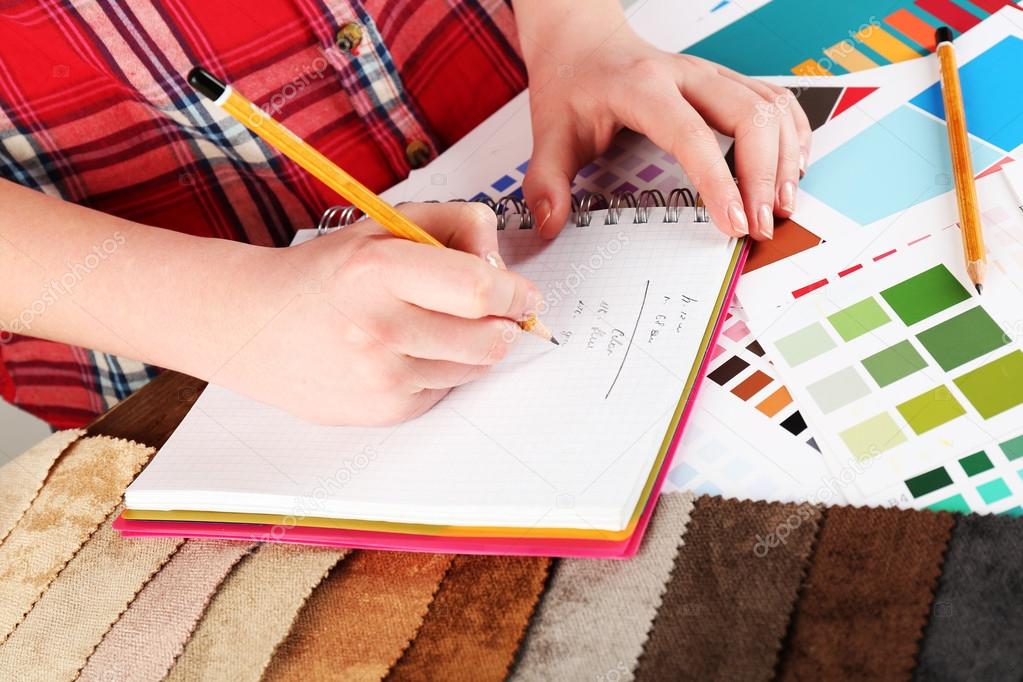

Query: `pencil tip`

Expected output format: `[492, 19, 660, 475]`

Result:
[550, 337, 560, 346]
[975, 283, 983, 295]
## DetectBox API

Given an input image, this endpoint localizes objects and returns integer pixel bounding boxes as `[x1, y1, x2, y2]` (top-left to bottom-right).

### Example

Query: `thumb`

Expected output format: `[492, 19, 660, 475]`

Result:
[522, 125, 584, 240]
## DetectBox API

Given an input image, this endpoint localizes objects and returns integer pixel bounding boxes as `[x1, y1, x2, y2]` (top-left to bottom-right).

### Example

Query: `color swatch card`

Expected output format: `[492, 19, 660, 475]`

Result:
[739, 173, 1023, 514]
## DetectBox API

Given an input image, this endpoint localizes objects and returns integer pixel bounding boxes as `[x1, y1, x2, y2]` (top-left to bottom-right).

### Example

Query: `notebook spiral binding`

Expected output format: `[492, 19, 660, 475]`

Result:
[316, 188, 709, 236]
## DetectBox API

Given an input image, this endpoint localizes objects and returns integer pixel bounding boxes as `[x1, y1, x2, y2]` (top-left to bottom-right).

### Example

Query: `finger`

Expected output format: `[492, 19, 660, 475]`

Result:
[401, 357, 491, 390]
[374, 240, 541, 320]
[396, 201, 501, 259]
[611, 67, 746, 237]
[522, 120, 588, 239]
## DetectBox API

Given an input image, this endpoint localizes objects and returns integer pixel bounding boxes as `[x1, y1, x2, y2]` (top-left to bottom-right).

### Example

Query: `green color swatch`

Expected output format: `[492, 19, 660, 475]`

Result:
[775, 322, 836, 367]
[977, 478, 1013, 504]
[807, 366, 871, 414]
[905, 466, 953, 498]
[1000, 435, 1023, 461]
[862, 340, 928, 387]
[827, 297, 890, 341]
[954, 351, 1023, 419]
[839, 412, 907, 461]
[896, 386, 966, 435]
[880, 264, 971, 326]
[916, 307, 1008, 371]
[960, 451, 994, 477]
[929, 494, 971, 513]
[1002, 506, 1023, 517]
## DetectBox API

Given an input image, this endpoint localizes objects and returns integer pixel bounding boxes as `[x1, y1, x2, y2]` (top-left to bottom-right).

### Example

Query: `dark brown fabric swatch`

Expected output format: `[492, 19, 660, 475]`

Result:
[264, 551, 453, 682]
[386, 555, 550, 682]
[915, 514, 1023, 680]
[778, 505, 954, 681]
[634, 496, 821, 682]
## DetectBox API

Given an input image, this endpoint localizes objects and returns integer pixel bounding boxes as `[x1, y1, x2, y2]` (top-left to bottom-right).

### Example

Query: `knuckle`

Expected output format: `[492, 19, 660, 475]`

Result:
[629, 56, 669, 82]
[345, 239, 388, 278]
[369, 365, 407, 394]
[469, 265, 496, 317]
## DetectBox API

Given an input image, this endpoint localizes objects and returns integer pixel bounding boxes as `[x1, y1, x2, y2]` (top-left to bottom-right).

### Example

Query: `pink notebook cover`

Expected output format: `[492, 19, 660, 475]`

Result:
[115, 244, 749, 558]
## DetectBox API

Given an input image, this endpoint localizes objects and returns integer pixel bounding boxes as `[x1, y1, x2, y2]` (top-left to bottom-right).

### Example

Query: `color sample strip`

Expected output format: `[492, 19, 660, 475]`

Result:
[1000, 435, 1023, 461]
[732, 370, 773, 401]
[807, 367, 871, 414]
[792, 59, 832, 76]
[824, 41, 879, 72]
[264, 551, 452, 682]
[854, 25, 922, 62]
[0, 429, 82, 546]
[0, 510, 181, 681]
[389, 555, 550, 681]
[165, 544, 345, 682]
[897, 385, 966, 435]
[916, 307, 1008, 371]
[778, 506, 954, 680]
[916, 514, 1023, 679]
[512, 492, 695, 682]
[707, 356, 749, 385]
[840, 412, 907, 460]
[977, 478, 1012, 504]
[915, 0, 981, 33]
[0, 436, 154, 642]
[780, 411, 808, 436]
[827, 297, 890, 341]
[971, 0, 1016, 12]
[775, 322, 836, 367]
[635, 497, 820, 682]
[954, 351, 1023, 418]
[862, 340, 928, 387]
[743, 217, 822, 273]
[79, 540, 255, 682]
[906, 466, 954, 498]
[756, 386, 793, 418]
[960, 451, 994, 476]
[929, 494, 971, 513]
[884, 8, 938, 50]
[724, 320, 751, 342]
[881, 265, 972, 326]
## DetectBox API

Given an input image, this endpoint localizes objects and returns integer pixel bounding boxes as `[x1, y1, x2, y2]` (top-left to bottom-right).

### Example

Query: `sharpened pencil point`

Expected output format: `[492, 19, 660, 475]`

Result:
[975, 283, 983, 295]
[550, 337, 560, 346]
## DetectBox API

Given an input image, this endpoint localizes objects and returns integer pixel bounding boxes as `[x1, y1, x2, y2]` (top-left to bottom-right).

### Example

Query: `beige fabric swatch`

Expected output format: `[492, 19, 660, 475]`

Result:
[165, 543, 346, 682]
[79, 539, 255, 682]
[510, 491, 696, 682]
[0, 436, 154, 642]
[0, 507, 181, 682]
[0, 429, 83, 546]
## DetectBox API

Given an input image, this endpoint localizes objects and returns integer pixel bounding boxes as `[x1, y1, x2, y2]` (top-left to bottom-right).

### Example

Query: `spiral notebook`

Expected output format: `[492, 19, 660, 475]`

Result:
[119, 191, 746, 556]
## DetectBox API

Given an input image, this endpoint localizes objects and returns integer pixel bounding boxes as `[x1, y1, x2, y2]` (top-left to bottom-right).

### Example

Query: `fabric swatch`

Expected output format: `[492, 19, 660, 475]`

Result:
[165, 543, 345, 682]
[79, 539, 255, 682]
[915, 514, 1023, 679]
[387, 555, 550, 682]
[778, 505, 953, 681]
[511, 491, 696, 682]
[634, 496, 821, 682]
[264, 551, 453, 682]
[0, 429, 83, 546]
[0, 436, 154, 642]
[0, 507, 180, 682]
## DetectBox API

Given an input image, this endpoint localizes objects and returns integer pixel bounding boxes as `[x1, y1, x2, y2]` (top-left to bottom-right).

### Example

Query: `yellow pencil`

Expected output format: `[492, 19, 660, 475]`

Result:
[187, 66, 557, 343]
[935, 27, 986, 294]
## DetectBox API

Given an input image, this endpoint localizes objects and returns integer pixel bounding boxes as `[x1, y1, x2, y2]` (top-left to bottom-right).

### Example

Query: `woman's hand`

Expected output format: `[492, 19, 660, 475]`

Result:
[513, 0, 811, 241]
[211, 203, 541, 425]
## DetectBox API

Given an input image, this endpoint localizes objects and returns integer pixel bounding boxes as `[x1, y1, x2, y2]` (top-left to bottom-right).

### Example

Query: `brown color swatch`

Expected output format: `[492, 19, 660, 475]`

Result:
[387, 555, 550, 682]
[634, 496, 820, 682]
[264, 551, 453, 682]
[0, 436, 154, 642]
[731, 370, 773, 400]
[777, 505, 954, 681]
[744, 218, 822, 273]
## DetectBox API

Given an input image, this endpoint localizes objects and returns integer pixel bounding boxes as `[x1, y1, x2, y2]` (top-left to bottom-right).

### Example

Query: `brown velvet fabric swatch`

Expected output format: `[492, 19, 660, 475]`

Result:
[386, 555, 550, 682]
[264, 551, 453, 682]
[634, 496, 821, 682]
[777, 505, 954, 681]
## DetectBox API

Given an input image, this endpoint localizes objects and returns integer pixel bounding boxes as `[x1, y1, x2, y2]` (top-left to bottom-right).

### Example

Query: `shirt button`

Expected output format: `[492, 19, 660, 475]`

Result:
[335, 22, 363, 53]
[405, 140, 431, 169]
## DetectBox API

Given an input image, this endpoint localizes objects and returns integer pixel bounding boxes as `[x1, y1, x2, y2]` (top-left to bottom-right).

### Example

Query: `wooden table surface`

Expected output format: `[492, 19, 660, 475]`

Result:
[85, 371, 206, 449]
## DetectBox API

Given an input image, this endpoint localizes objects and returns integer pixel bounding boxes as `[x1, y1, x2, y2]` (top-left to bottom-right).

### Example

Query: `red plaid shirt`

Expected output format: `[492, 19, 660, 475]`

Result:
[0, 0, 525, 429]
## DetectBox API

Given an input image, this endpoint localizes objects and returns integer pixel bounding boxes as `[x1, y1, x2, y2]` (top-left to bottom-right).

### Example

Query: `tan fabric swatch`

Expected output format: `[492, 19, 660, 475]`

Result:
[264, 551, 453, 682]
[165, 543, 345, 682]
[0, 429, 83, 546]
[511, 491, 696, 682]
[0, 436, 154, 642]
[387, 555, 551, 682]
[0, 507, 180, 681]
[635, 496, 821, 682]
[79, 539, 255, 682]
[777, 505, 954, 681]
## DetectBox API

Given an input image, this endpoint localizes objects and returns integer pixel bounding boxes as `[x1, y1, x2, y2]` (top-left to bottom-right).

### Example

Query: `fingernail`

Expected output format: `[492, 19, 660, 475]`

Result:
[798, 152, 807, 177]
[536, 199, 553, 234]
[757, 204, 774, 239]
[779, 181, 796, 213]
[483, 250, 507, 270]
[727, 202, 749, 236]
